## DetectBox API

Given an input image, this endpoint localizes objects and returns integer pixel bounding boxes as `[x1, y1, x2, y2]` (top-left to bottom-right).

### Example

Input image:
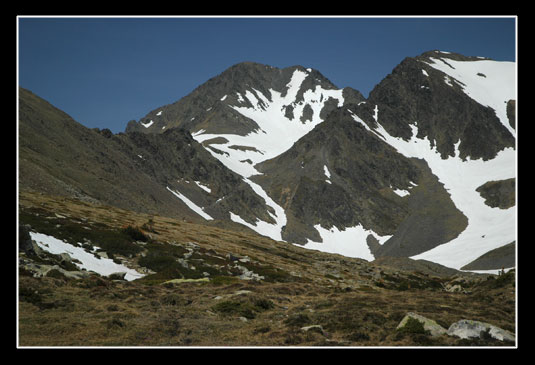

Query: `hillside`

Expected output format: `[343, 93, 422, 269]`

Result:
[18, 191, 515, 347]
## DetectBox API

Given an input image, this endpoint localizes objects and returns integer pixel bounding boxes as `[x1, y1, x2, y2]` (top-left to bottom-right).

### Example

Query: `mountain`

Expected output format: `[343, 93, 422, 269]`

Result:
[18, 87, 276, 228]
[19, 50, 516, 272]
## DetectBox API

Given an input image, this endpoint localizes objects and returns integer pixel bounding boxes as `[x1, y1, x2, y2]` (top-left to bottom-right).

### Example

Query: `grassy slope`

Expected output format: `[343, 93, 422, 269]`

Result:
[18, 191, 515, 347]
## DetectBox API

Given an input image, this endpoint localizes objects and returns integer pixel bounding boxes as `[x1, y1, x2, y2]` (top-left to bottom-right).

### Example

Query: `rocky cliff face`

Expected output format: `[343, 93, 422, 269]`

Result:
[367, 51, 515, 161]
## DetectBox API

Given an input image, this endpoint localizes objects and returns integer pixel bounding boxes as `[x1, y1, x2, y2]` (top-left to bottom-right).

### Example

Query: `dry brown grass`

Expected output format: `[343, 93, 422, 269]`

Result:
[18, 190, 516, 347]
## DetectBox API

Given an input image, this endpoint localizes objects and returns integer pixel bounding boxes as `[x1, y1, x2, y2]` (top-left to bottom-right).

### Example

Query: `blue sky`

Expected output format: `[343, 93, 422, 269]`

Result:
[18, 16, 516, 133]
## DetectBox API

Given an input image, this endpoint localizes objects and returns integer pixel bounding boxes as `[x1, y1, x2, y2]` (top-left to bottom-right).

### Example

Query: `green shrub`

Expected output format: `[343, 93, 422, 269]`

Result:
[397, 317, 429, 335]
[213, 300, 256, 319]
[121, 225, 148, 242]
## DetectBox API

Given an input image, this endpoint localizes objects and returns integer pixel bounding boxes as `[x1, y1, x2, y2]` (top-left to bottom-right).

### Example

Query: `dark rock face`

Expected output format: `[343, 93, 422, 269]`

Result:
[460, 242, 515, 270]
[19, 224, 33, 253]
[373, 159, 468, 258]
[506, 100, 516, 130]
[476, 179, 516, 209]
[253, 107, 422, 244]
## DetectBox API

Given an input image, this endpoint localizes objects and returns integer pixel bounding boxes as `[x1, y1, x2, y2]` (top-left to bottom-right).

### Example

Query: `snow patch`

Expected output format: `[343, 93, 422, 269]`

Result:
[324, 165, 332, 184]
[194, 181, 212, 193]
[393, 188, 410, 197]
[30, 232, 145, 281]
[166, 186, 213, 220]
[156, 110, 162, 116]
[192, 129, 205, 137]
[302, 225, 392, 261]
[141, 120, 154, 128]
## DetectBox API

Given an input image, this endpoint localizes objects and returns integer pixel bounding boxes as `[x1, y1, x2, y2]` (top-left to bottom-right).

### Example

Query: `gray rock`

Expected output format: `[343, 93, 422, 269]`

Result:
[397, 312, 447, 337]
[447, 319, 515, 342]
[59, 252, 73, 263]
[19, 225, 33, 253]
[301, 325, 325, 335]
[445, 284, 463, 293]
[108, 272, 127, 280]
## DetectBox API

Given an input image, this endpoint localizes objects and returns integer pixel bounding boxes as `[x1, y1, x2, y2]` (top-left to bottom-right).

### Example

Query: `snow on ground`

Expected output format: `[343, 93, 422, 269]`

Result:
[166, 186, 213, 220]
[302, 225, 392, 261]
[30, 232, 145, 281]
[194, 181, 211, 193]
[141, 120, 154, 128]
[324, 165, 332, 184]
[227, 177, 287, 241]
[368, 104, 516, 269]
[424, 56, 516, 137]
[393, 188, 410, 197]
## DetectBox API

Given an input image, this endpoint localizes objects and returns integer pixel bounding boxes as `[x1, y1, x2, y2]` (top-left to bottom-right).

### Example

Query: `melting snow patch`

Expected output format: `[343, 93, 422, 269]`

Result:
[141, 120, 154, 128]
[302, 225, 391, 261]
[192, 129, 206, 137]
[393, 188, 410, 197]
[166, 186, 213, 220]
[324, 165, 332, 184]
[156, 110, 162, 116]
[194, 181, 212, 193]
[29, 232, 145, 281]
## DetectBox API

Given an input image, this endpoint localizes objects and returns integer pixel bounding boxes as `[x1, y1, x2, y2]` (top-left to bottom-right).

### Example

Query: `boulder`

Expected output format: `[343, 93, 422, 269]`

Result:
[397, 312, 447, 337]
[19, 225, 33, 253]
[447, 319, 515, 343]
[108, 272, 127, 280]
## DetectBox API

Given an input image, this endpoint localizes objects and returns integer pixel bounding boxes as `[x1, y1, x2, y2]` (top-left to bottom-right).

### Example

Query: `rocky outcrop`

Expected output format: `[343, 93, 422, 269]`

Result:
[476, 178, 516, 209]
[396, 313, 515, 343]
[447, 319, 515, 343]
[367, 52, 515, 161]
[396, 312, 447, 337]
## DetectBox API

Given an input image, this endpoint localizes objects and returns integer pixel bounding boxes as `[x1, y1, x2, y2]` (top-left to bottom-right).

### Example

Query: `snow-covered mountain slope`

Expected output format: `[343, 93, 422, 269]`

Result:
[193, 68, 345, 177]
[423, 52, 516, 137]
[359, 111, 515, 269]
[177, 65, 365, 241]
[125, 52, 516, 271]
